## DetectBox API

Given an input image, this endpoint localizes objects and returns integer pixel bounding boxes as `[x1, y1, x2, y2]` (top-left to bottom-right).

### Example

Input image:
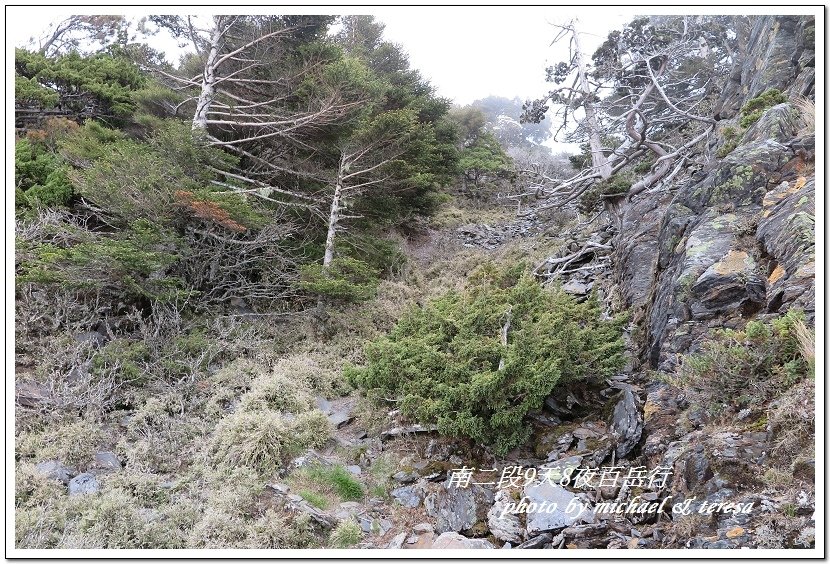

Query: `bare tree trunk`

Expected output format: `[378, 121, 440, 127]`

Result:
[192, 17, 222, 131]
[322, 156, 345, 269]
[572, 21, 612, 180]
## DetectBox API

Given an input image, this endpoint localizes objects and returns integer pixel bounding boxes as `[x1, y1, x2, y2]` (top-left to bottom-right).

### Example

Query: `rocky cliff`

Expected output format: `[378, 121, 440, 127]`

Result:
[615, 15, 815, 371]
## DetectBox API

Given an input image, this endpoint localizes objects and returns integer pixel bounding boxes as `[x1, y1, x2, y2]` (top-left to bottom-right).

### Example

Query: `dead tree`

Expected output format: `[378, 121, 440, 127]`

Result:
[149, 15, 364, 212]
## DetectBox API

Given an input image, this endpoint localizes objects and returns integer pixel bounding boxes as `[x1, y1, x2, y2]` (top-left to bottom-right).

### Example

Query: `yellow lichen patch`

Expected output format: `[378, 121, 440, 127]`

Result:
[763, 179, 807, 214]
[713, 250, 750, 275]
[643, 399, 660, 421]
[726, 526, 745, 539]
[768, 264, 786, 285]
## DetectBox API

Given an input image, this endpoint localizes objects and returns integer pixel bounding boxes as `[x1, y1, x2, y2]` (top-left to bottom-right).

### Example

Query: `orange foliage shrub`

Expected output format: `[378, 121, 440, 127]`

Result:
[174, 190, 247, 233]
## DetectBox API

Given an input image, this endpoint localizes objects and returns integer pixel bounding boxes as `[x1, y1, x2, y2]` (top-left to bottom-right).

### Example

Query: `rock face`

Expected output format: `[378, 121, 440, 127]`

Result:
[615, 14, 815, 371]
[715, 16, 815, 119]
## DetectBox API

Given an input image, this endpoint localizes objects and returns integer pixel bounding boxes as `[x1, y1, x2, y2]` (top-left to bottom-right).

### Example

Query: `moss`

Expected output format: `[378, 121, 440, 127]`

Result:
[465, 521, 490, 537]
[717, 139, 739, 158]
[803, 23, 815, 47]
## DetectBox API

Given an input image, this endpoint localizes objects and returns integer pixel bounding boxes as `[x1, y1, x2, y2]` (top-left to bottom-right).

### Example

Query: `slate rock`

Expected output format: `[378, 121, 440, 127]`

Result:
[93, 451, 122, 472]
[487, 490, 524, 544]
[391, 484, 424, 508]
[609, 387, 644, 459]
[387, 532, 407, 549]
[516, 533, 552, 549]
[68, 473, 99, 496]
[424, 479, 493, 534]
[524, 480, 592, 535]
[35, 460, 73, 485]
[431, 532, 495, 549]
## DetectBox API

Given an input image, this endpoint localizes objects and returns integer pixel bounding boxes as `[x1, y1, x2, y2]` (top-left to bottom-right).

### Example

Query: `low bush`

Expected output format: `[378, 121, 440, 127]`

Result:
[739, 88, 787, 128]
[209, 409, 331, 476]
[680, 309, 812, 416]
[328, 519, 362, 548]
[348, 263, 627, 455]
[578, 173, 633, 214]
[298, 257, 380, 303]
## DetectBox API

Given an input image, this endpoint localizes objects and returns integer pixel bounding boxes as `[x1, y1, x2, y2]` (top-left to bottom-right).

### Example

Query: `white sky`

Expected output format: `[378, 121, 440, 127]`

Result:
[11, 6, 818, 150]
[6, 6, 631, 151]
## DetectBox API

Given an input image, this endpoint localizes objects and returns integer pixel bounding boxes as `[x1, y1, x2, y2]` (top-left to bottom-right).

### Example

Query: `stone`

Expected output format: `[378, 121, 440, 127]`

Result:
[562, 280, 590, 295]
[431, 532, 495, 549]
[424, 479, 493, 534]
[387, 532, 407, 549]
[380, 424, 438, 440]
[346, 465, 362, 476]
[515, 533, 552, 549]
[608, 387, 644, 459]
[487, 490, 523, 544]
[93, 451, 122, 472]
[689, 249, 766, 319]
[524, 480, 592, 535]
[35, 460, 72, 485]
[424, 439, 453, 461]
[391, 485, 424, 508]
[68, 473, 99, 496]
[73, 330, 107, 347]
[314, 396, 332, 414]
[327, 411, 354, 429]
[392, 470, 419, 484]
[15, 381, 51, 408]
[412, 523, 434, 534]
[540, 456, 583, 484]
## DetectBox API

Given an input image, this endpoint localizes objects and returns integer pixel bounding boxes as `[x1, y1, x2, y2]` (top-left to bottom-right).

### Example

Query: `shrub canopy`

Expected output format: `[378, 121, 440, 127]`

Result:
[348, 264, 627, 454]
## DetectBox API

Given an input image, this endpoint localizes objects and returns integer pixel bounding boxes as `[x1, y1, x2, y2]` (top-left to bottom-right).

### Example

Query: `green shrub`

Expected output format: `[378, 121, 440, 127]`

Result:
[305, 465, 365, 501]
[680, 309, 811, 415]
[721, 125, 739, 140]
[15, 137, 73, 209]
[16, 48, 146, 118]
[634, 158, 655, 174]
[348, 263, 627, 455]
[578, 174, 632, 214]
[339, 233, 406, 277]
[298, 257, 380, 303]
[739, 88, 787, 128]
[739, 110, 764, 128]
[717, 139, 740, 158]
[17, 219, 189, 304]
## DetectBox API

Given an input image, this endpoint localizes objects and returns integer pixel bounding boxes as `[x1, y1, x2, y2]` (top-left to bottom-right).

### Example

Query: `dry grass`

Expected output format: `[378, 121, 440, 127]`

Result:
[794, 319, 815, 372]
[791, 96, 815, 135]
[767, 379, 814, 464]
